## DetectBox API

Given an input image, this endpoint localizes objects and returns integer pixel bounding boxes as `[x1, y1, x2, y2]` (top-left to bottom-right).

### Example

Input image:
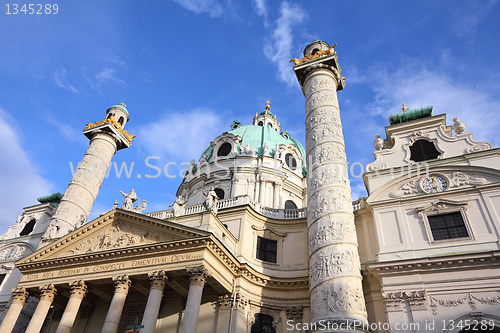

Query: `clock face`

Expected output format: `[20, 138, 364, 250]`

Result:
[421, 175, 448, 193]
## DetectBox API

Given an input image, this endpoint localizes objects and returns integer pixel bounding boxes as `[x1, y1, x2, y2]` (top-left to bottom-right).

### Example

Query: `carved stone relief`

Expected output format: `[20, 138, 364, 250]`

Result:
[0, 244, 31, 262]
[59, 222, 173, 257]
[309, 188, 352, 221]
[449, 172, 487, 187]
[325, 285, 367, 313]
[389, 179, 421, 198]
[430, 293, 500, 315]
[310, 249, 360, 288]
[309, 215, 356, 252]
[286, 306, 303, 322]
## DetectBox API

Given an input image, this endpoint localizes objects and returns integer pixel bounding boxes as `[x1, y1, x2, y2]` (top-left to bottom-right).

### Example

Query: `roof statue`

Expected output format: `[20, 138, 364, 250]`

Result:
[402, 103, 410, 112]
[373, 134, 384, 151]
[452, 117, 466, 135]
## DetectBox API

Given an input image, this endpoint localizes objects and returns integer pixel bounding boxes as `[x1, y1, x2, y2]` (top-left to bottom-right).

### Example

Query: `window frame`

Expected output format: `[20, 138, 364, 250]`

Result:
[256, 236, 278, 263]
[416, 200, 474, 244]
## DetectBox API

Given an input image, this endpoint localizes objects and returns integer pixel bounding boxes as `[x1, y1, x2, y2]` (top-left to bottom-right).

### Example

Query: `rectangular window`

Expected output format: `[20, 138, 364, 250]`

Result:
[0, 273, 6, 287]
[428, 212, 469, 241]
[256, 237, 277, 263]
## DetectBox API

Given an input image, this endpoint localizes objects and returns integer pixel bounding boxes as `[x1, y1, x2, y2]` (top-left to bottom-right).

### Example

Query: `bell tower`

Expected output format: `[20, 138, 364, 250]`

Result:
[43, 103, 135, 241]
[292, 41, 369, 331]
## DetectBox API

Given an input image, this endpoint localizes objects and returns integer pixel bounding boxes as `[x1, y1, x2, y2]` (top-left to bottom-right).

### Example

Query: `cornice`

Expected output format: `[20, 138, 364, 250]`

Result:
[366, 251, 500, 275]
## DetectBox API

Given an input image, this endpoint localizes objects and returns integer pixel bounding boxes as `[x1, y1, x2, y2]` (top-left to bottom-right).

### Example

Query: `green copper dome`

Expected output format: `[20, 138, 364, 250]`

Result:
[107, 103, 130, 120]
[199, 124, 306, 175]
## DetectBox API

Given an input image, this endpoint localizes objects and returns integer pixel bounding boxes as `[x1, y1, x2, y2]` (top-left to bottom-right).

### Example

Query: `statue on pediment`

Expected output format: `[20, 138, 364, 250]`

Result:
[171, 195, 187, 217]
[120, 189, 137, 210]
[203, 187, 219, 215]
[373, 134, 384, 151]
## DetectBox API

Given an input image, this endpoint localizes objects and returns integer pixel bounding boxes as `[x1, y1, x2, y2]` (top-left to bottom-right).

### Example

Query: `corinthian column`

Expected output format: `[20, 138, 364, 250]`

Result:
[180, 266, 210, 333]
[55, 280, 87, 333]
[101, 275, 132, 333]
[292, 40, 368, 331]
[0, 287, 29, 333]
[141, 271, 167, 333]
[25, 284, 57, 333]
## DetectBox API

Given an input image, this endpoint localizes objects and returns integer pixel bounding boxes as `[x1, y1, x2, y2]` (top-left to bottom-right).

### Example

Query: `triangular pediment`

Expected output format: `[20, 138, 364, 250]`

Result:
[19, 209, 210, 264]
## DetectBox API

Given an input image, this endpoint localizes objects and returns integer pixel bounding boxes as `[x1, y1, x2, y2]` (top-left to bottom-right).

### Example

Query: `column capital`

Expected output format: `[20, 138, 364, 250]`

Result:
[113, 274, 132, 294]
[40, 284, 57, 301]
[148, 270, 168, 290]
[69, 280, 87, 299]
[187, 265, 210, 287]
[11, 287, 29, 303]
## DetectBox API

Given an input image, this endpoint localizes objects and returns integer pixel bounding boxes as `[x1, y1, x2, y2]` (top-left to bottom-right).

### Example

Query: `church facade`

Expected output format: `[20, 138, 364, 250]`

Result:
[0, 40, 499, 333]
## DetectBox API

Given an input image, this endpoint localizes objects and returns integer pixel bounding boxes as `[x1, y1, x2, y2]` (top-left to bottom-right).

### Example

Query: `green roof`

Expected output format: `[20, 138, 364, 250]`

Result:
[108, 103, 129, 120]
[199, 124, 307, 176]
[388, 105, 433, 125]
[37, 192, 63, 207]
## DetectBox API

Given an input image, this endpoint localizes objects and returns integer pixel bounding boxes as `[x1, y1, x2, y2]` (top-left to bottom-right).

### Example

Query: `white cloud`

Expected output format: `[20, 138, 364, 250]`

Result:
[363, 65, 500, 146]
[451, 0, 497, 41]
[263, 1, 306, 86]
[84, 67, 124, 91]
[171, 0, 224, 18]
[53, 68, 78, 92]
[137, 108, 223, 163]
[0, 108, 54, 230]
[45, 111, 84, 144]
[252, 0, 267, 20]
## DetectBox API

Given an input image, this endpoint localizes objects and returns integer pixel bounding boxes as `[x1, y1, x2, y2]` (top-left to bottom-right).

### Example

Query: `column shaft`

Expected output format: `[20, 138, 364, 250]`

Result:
[0, 287, 29, 333]
[301, 67, 368, 328]
[26, 284, 57, 333]
[180, 266, 210, 333]
[101, 275, 131, 333]
[141, 271, 167, 333]
[50, 133, 118, 233]
[55, 281, 87, 333]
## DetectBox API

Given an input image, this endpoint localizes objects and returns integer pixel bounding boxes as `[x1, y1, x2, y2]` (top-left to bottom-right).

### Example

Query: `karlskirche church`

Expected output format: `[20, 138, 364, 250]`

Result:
[0, 41, 499, 333]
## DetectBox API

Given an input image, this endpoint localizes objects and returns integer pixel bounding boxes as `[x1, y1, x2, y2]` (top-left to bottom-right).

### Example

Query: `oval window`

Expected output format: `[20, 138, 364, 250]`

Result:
[214, 188, 225, 200]
[217, 142, 232, 157]
[285, 153, 297, 170]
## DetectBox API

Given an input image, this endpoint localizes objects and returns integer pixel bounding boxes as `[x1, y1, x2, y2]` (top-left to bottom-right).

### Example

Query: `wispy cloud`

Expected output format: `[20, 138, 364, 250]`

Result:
[252, 0, 268, 22]
[53, 68, 78, 92]
[45, 111, 84, 144]
[0, 108, 54, 230]
[362, 65, 500, 146]
[137, 108, 223, 163]
[450, 0, 498, 42]
[263, 2, 306, 86]
[84, 67, 124, 91]
[171, 0, 224, 18]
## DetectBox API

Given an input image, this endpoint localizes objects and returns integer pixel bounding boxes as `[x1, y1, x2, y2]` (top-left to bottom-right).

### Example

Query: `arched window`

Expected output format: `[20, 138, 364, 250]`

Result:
[107, 113, 113, 119]
[285, 153, 297, 170]
[118, 116, 124, 126]
[268, 123, 273, 128]
[217, 142, 232, 157]
[285, 200, 297, 210]
[311, 48, 319, 55]
[20, 218, 36, 236]
[409, 139, 441, 162]
[258, 121, 263, 126]
[251, 313, 276, 333]
[214, 188, 225, 200]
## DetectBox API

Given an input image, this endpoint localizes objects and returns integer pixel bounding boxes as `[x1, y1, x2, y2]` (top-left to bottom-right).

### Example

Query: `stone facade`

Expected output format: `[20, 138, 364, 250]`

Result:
[0, 41, 499, 333]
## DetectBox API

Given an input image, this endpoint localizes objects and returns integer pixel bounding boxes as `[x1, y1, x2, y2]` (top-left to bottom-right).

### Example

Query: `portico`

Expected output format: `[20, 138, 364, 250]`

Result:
[12, 210, 236, 333]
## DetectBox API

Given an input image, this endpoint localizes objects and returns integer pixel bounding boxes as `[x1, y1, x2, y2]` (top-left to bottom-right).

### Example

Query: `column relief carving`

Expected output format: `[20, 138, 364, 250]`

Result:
[11, 287, 29, 303]
[40, 284, 57, 301]
[148, 270, 167, 290]
[113, 274, 131, 294]
[187, 265, 210, 287]
[69, 280, 87, 299]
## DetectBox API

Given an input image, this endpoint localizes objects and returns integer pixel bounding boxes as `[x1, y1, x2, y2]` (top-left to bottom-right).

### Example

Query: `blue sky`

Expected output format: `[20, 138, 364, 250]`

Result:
[1, 0, 499, 230]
